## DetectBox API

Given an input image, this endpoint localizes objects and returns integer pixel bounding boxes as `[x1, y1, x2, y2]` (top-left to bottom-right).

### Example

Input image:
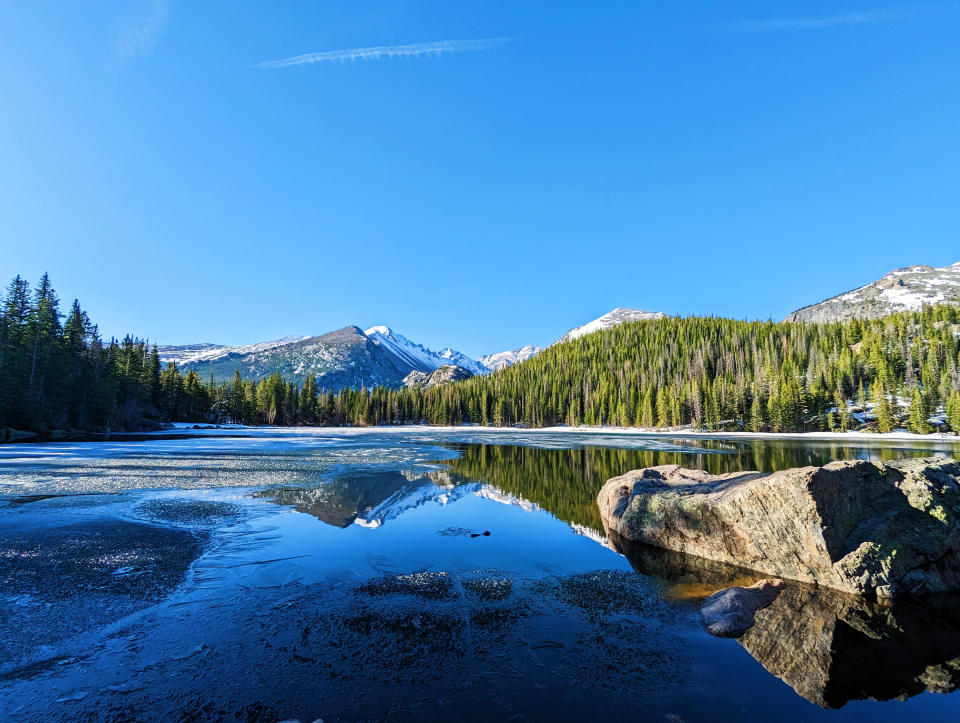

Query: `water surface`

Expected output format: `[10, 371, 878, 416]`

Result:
[1, 428, 959, 721]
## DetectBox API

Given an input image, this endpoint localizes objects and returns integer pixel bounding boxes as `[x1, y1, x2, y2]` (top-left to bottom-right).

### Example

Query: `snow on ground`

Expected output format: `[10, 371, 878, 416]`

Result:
[146, 422, 960, 445]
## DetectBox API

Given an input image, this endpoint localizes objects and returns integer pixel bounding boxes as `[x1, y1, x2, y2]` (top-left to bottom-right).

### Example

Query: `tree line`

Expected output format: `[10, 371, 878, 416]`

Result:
[3, 273, 960, 437]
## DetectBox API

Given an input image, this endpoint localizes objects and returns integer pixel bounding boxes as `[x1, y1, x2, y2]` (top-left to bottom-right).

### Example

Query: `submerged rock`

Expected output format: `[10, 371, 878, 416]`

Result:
[610, 530, 960, 709]
[700, 579, 784, 637]
[597, 457, 960, 598]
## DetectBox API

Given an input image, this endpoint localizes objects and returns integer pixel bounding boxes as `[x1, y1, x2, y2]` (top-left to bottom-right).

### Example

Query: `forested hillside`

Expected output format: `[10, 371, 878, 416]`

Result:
[3, 272, 960, 438]
[0, 274, 208, 437]
[364, 307, 960, 434]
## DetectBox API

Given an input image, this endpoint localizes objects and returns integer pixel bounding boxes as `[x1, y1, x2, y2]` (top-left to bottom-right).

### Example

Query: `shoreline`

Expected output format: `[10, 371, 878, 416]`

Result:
[4, 422, 959, 448]
[165, 422, 960, 444]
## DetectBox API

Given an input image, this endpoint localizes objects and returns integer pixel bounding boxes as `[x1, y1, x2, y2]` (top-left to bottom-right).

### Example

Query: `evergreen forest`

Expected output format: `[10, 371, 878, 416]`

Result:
[3, 273, 960, 439]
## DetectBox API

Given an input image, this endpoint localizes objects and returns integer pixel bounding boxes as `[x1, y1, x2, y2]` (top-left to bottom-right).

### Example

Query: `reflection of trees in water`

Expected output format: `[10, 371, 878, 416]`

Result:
[446, 440, 948, 533]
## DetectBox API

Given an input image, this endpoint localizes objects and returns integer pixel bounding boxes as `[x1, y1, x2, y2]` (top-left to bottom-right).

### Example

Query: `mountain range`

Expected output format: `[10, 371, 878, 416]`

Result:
[158, 308, 663, 388]
[156, 261, 960, 390]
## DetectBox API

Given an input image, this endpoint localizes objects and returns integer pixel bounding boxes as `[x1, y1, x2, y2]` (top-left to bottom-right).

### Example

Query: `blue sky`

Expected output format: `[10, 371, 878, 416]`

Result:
[1, 1, 958, 356]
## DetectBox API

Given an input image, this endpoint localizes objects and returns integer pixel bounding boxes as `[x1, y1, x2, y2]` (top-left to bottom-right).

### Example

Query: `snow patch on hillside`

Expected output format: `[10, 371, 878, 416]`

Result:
[557, 308, 666, 344]
[787, 261, 960, 322]
[159, 337, 308, 365]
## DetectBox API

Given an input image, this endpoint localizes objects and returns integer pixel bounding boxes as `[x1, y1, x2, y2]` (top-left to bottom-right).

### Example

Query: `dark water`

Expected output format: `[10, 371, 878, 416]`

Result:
[1, 428, 959, 721]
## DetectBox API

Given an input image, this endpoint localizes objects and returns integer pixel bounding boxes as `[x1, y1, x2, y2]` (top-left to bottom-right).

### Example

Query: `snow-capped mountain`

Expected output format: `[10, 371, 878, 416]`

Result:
[176, 326, 415, 388]
[364, 326, 489, 376]
[158, 308, 674, 389]
[786, 262, 960, 323]
[437, 347, 491, 376]
[156, 337, 307, 366]
[168, 325, 494, 389]
[556, 308, 667, 344]
[477, 345, 541, 371]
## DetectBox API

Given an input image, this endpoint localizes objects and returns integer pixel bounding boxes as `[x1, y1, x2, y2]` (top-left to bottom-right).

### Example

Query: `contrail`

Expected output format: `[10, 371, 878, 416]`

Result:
[257, 38, 511, 69]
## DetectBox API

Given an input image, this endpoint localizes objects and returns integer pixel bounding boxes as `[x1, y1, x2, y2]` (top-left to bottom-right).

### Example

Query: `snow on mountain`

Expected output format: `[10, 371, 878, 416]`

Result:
[477, 345, 541, 371]
[174, 327, 410, 388]
[353, 477, 543, 529]
[157, 336, 307, 366]
[556, 308, 667, 344]
[364, 325, 489, 376]
[155, 343, 224, 365]
[354, 480, 479, 529]
[437, 347, 490, 376]
[786, 262, 960, 323]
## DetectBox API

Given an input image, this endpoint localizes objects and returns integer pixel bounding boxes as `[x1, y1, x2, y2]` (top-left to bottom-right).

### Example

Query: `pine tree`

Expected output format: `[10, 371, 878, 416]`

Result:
[947, 389, 960, 434]
[908, 389, 931, 435]
[873, 381, 895, 433]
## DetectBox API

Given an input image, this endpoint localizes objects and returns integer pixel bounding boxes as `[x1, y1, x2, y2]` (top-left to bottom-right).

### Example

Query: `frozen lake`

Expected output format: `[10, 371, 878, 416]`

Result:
[2, 427, 960, 721]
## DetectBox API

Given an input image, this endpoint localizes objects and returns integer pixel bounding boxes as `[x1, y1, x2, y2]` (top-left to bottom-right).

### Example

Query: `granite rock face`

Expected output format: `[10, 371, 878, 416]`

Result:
[402, 365, 473, 389]
[597, 458, 960, 598]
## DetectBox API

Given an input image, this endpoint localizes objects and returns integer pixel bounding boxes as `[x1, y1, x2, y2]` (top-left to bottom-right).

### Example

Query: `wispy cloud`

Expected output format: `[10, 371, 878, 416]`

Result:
[256, 38, 511, 69]
[116, 0, 170, 62]
[720, 6, 926, 32]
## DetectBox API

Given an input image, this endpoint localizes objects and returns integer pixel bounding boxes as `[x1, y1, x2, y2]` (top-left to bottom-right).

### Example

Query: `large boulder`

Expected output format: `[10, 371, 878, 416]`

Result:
[597, 458, 960, 598]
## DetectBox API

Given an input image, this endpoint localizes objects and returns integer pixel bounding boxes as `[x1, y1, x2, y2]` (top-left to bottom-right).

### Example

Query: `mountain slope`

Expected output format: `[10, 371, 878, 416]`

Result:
[181, 326, 411, 388]
[403, 365, 474, 389]
[786, 262, 960, 323]
[157, 337, 307, 366]
[364, 326, 488, 376]
[556, 308, 666, 344]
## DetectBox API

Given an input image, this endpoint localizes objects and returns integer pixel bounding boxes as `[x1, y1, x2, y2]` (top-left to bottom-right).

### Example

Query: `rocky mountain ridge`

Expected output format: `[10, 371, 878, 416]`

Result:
[786, 262, 960, 323]
[402, 365, 474, 389]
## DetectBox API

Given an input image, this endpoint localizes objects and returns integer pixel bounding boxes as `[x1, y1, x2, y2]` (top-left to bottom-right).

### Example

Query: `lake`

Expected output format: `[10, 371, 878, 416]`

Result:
[2, 427, 960, 721]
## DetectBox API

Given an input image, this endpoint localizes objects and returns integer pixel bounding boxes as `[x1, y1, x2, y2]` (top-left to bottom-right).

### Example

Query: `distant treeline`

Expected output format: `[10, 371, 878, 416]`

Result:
[3, 273, 960, 437]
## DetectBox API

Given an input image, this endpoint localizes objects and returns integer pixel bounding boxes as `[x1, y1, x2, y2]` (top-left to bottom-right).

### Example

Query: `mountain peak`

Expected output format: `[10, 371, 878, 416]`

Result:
[364, 325, 393, 337]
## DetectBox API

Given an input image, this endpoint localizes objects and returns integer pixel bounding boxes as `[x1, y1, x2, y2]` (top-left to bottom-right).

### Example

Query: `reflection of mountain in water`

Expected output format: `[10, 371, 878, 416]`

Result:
[611, 532, 960, 709]
[262, 469, 540, 530]
[262, 471, 426, 528]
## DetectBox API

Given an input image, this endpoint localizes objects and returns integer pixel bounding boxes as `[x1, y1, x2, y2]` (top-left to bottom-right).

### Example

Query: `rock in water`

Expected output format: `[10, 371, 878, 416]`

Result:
[700, 579, 784, 637]
[597, 458, 960, 598]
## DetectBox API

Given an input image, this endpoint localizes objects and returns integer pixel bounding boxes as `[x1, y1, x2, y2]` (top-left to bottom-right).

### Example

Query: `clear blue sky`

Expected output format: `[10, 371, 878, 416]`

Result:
[2, 1, 958, 357]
